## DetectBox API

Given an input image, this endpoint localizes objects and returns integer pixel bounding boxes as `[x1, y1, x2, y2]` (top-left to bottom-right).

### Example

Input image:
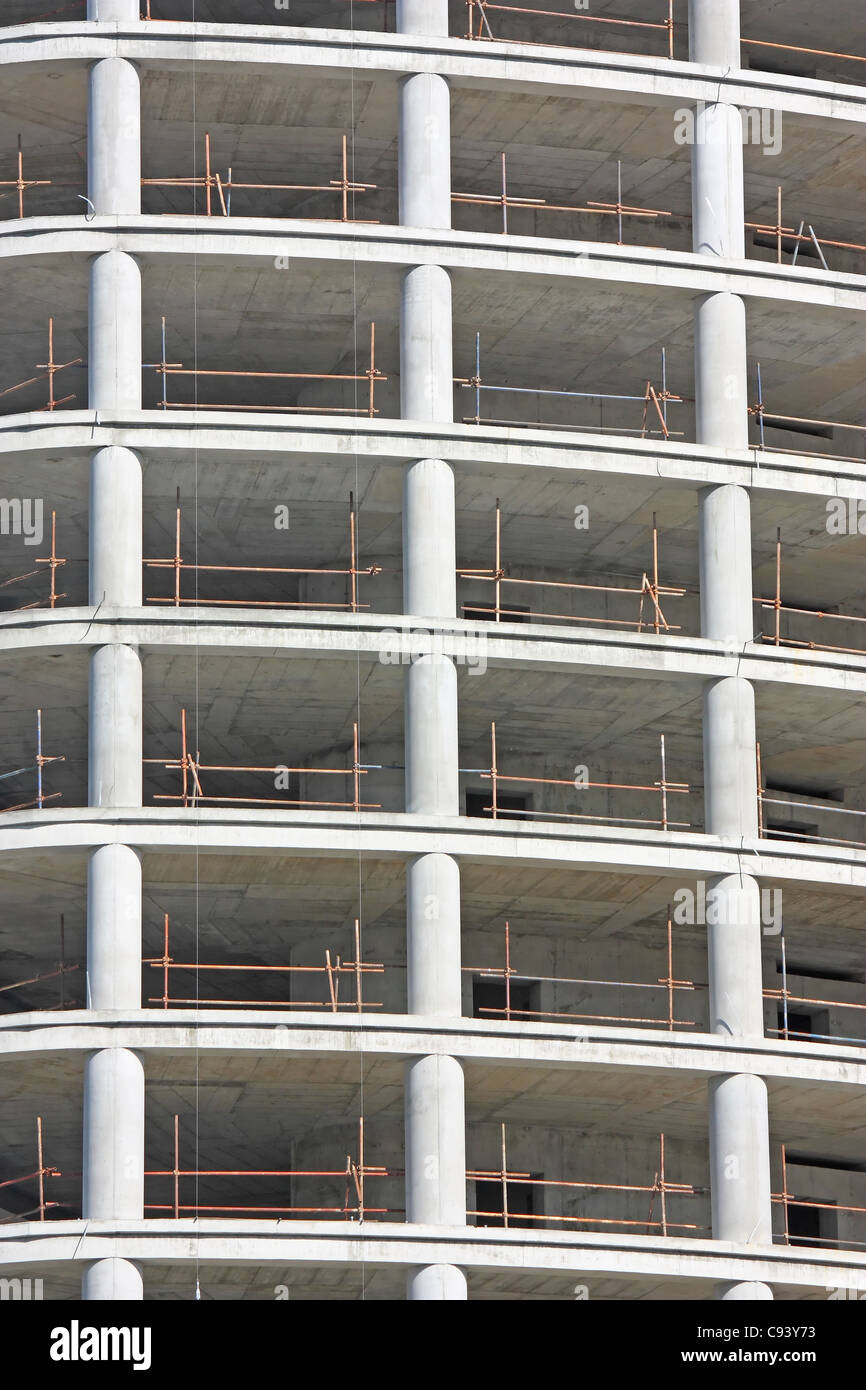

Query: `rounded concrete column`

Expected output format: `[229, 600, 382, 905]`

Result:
[703, 677, 758, 840]
[716, 1280, 774, 1301]
[400, 166, 465, 1295]
[88, 0, 140, 20]
[405, 1054, 467, 1224]
[87, 843, 142, 1010]
[83, 0, 145, 1307]
[706, 873, 764, 1038]
[90, 446, 143, 608]
[403, 458, 457, 618]
[408, 1264, 468, 1301]
[688, 0, 741, 70]
[698, 479, 752, 642]
[691, 106, 745, 260]
[87, 56, 141, 216]
[689, 0, 744, 262]
[83, 1049, 145, 1221]
[399, 72, 451, 230]
[89, 251, 142, 414]
[407, 852, 462, 1017]
[401, 263, 454, 423]
[89, 643, 143, 808]
[709, 1073, 774, 1244]
[690, 0, 772, 1299]
[405, 656, 459, 817]
[694, 295, 749, 454]
[83, 1257, 144, 1301]
[82, 1048, 145, 1301]
[397, 0, 449, 36]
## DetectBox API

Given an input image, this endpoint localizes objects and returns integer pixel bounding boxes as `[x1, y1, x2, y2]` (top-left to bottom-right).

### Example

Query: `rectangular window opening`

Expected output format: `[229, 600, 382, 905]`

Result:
[466, 790, 531, 821]
[474, 1176, 542, 1229]
[472, 976, 539, 1022]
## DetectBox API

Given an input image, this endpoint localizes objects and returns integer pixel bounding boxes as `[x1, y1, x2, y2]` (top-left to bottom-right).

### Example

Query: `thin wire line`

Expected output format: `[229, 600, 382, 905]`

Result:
[348, 0, 369, 1307]
[191, 0, 202, 1303]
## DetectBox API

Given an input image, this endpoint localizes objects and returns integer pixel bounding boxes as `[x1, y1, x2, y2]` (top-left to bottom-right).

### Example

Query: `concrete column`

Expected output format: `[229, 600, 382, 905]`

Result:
[407, 852, 462, 1017]
[90, 447, 143, 607]
[405, 1053, 467, 1219]
[87, 57, 141, 216]
[709, 1073, 773, 1264]
[83, 1258, 144, 1301]
[408, 1264, 468, 1301]
[690, 0, 772, 1299]
[689, 0, 744, 262]
[688, 0, 741, 71]
[403, 458, 456, 618]
[399, 73, 451, 230]
[87, 843, 142, 1010]
[397, 0, 449, 37]
[692, 108, 745, 260]
[88, 0, 140, 21]
[405, 655, 459, 817]
[82, 1047, 145, 1301]
[89, 251, 142, 414]
[694, 295, 748, 453]
[703, 678, 758, 840]
[718, 1281, 774, 1301]
[89, 644, 142, 807]
[401, 267, 458, 818]
[698, 478, 752, 640]
[401, 264, 454, 423]
[400, 140, 464, 1294]
[706, 873, 764, 1038]
[83, 27, 145, 1303]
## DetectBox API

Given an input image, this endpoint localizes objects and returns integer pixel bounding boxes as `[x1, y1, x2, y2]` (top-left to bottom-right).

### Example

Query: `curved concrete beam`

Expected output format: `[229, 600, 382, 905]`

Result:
[0, 807, 863, 891]
[1, 22, 865, 126]
[0, 1010, 864, 1084]
[0, 1218, 863, 1293]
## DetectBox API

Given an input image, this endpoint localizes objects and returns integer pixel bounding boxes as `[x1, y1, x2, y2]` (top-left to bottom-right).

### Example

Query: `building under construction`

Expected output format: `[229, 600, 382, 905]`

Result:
[0, 0, 865, 1301]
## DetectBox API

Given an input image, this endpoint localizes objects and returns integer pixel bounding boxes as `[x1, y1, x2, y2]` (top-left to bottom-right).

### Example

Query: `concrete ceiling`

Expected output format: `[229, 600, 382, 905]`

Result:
[1, 644, 866, 828]
[1, 849, 864, 1018]
[2, 55, 866, 265]
[3, 249, 865, 476]
[1, 442, 865, 636]
[2, 1046, 864, 1231]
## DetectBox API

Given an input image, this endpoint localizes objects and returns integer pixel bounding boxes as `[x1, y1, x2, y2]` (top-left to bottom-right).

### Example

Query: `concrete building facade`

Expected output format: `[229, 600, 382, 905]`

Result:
[0, 0, 865, 1300]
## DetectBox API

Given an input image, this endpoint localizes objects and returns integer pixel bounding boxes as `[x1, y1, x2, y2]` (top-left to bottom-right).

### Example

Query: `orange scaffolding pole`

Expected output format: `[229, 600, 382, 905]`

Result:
[0, 318, 82, 413]
[474, 721, 690, 830]
[465, 0, 676, 60]
[143, 132, 379, 223]
[144, 913, 383, 1010]
[146, 1115, 401, 1219]
[145, 491, 382, 610]
[0, 508, 67, 610]
[0, 1117, 62, 1224]
[467, 1124, 706, 1232]
[145, 711, 380, 811]
[452, 151, 674, 243]
[458, 499, 685, 632]
[463, 912, 698, 1029]
[0, 914, 79, 1010]
[753, 528, 866, 658]
[148, 316, 385, 416]
[0, 136, 51, 219]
